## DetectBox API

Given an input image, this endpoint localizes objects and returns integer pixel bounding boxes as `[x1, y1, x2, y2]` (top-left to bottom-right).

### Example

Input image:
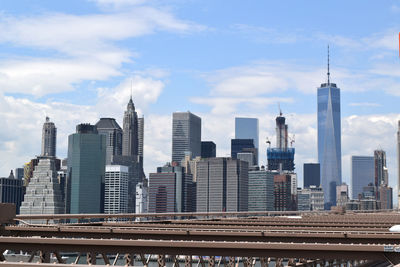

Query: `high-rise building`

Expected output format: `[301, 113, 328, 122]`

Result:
[318, 47, 342, 209]
[41, 117, 57, 157]
[235, 117, 259, 162]
[122, 97, 139, 159]
[398, 121, 400, 207]
[201, 141, 216, 158]
[196, 158, 248, 212]
[0, 171, 24, 214]
[303, 163, 320, 188]
[172, 112, 201, 164]
[95, 118, 123, 165]
[248, 168, 275, 211]
[20, 158, 64, 220]
[181, 153, 201, 182]
[231, 139, 256, 162]
[138, 116, 144, 164]
[14, 168, 24, 180]
[104, 165, 129, 214]
[148, 164, 195, 213]
[267, 113, 295, 172]
[374, 150, 388, 187]
[66, 124, 106, 214]
[274, 174, 296, 211]
[237, 152, 256, 168]
[351, 156, 374, 199]
[379, 185, 393, 210]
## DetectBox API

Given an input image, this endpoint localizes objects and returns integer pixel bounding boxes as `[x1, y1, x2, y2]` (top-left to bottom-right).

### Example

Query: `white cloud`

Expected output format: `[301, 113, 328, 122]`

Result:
[349, 102, 381, 107]
[0, 6, 203, 96]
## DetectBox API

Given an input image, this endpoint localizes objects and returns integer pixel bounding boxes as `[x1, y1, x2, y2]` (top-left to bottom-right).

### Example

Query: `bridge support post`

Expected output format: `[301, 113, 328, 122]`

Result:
[39, 250, 50, 263]
[199, 256, 206, 267]
[158, 254, 165, 267]
[54, 251, 65, 264]
[124, 253, 132, 266]
[87, 252, 96, 265]
[287, 258, 296, 266]
[208, 256, 215, 267]
[226, 257, 235, 267]
[185, 255, 192, 267]
[140, 253, 148, 267]
[275, 258, 283, 267]
[172, 255, 179, 267]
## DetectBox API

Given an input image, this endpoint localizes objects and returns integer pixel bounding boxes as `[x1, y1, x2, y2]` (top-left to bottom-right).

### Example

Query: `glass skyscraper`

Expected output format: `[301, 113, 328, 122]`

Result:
[317, 50, 342, 209]
[172, 112, 201, 163]
[235, 117, 259, 162]
[351, 156, 374, 199]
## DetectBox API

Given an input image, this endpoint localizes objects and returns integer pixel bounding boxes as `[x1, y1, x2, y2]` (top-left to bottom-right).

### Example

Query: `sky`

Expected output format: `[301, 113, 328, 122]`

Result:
[0, 0, 399, 204]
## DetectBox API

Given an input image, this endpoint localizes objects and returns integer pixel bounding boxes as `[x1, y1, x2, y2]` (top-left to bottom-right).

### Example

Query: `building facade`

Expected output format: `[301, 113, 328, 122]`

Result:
[196, 158, 248, 212]
[374, 150, 388, 187]
[41, 117, 57, 157]
[0, 171, 24, 214]
[201, 141, 216, 158]
[95, 118, 123, 165]
[317, 54, 342, 209]
[336, 183, 349, 207]
[20, 158, 64, 220]
[136, 181, 148, 215]
[274, 174, 296, 211]
[297, 186, 324, 211]
[66, 124, 106, 214]
[104, 165, 129, 214]
[235, 117, 259, 163]
[351, 156, 374, 199]
[303, 163, 320, 188]
[248, 169, 275, 211]
[172, 112, 201, 164]
[231, 139, 257, 164]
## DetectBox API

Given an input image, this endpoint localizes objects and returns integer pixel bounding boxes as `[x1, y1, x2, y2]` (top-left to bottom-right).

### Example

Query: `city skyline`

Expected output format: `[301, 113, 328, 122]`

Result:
[0, 1, 399, 206]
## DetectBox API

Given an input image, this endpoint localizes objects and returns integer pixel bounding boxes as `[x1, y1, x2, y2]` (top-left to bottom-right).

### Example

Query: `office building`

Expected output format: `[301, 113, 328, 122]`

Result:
[248, 169, 275, 211]
[196, 158, 248, 212]
[378, 185, 393, 210]
[66, 124, 106, 214]
[136, 181, 148, 215]
[374, 150, 388, 187]
[231, 139, 257, 166]
[14, 168, 24, 180]
[201, 141, 216, 158]
[351, 156, 374, 199]
[336, 183, 349, 207]
[237, 152, 256, 168]
[235, 117, 259, 163]
[274, 174, 296, 211]
[318, 48, 342, 209]
[398, 121, 400, 207]
[172, 112, 201, 164]
[20, 158, 64, 220]
[104, 165, 129, 214]
[297, 186, 324, 211]
[0, 171, 24, 214]
[41, 117, 57, 157]
[267, 113, 295, 172]
[303, 163, 320, 188]
[138, 116, 144, 164]
[123, 97, 139, 160]
[181, 153, 201, 182]
[148, 164, 195, 213]
[95, 118, 123, 165]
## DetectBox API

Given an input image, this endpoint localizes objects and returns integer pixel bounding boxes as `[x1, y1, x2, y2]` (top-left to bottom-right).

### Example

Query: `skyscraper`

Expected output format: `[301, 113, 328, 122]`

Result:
[374, 150, 388, 187]
[201, 141, 216, 158]
[267, 113, 295, 171]
[66, 124, 106, 214]
[303, 163, 320, 188]
[138, 116, 144, 164]
[104, 165, 129, 214]
[41, 116, 57, 157]
[398, 121, 400, 205]
[196, 157, 248, 212]
[172, 112, 201, 164]
[318, 47, 342, 209]
[231, 139, 255, 160]
[95, 118, 123, 165]
[235, 117, 259, 161]
[122, 97, 139, 159]
[248, 169, 275, 211]
[351, 156, 374, 199]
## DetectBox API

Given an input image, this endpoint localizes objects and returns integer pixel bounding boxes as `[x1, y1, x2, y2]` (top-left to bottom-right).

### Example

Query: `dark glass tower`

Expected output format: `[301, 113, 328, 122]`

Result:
[318, 47, 342, 209]
[66, 124, 106, 214]
[95, 118, 123, 165]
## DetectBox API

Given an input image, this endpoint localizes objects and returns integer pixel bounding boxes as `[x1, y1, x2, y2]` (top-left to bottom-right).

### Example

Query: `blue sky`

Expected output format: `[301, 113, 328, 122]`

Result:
[0, 0, 399, 203]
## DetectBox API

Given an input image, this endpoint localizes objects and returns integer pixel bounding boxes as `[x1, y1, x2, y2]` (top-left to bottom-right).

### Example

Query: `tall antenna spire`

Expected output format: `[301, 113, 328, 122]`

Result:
[130, 78, 133, 101]
[327, 45, 330, 84]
